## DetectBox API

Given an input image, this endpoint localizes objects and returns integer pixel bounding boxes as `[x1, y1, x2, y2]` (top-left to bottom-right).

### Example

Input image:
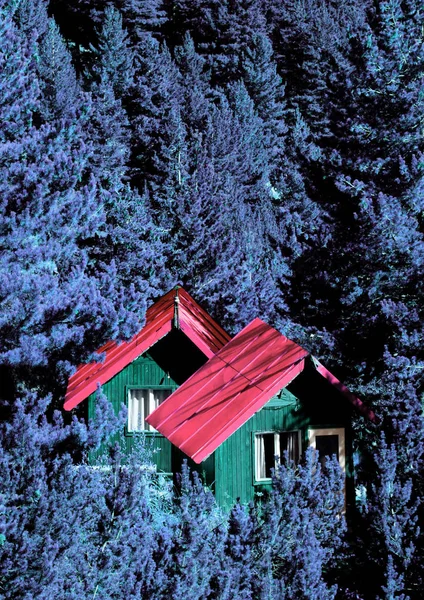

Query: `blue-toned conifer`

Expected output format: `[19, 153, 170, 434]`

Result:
[91, 5, 135, 96]
[357, 436, 421, 599]
[38, 18, 81, 119]
[241, 32, 287, 170]
[119, 0, 167, 44]
[13, 0, 48, 39]
[0, 5, 159, 390]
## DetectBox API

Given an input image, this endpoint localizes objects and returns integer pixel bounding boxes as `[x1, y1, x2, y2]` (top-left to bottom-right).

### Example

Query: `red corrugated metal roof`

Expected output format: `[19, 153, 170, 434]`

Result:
[146, 318, 376, 463]
[64, 287, 231, 411]
[146, 318, 308, 463]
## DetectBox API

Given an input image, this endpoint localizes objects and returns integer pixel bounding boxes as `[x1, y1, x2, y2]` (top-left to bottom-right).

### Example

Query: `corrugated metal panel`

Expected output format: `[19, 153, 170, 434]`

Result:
[147, 318, 374, 464]
[178, 288, 230, 356]
[146, 318, 308, 463]
[64, 287, 231, 411]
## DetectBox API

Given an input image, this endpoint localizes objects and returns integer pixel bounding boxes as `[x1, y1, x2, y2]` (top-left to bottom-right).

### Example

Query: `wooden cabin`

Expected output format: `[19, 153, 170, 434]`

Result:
[64, 286, 375, 509]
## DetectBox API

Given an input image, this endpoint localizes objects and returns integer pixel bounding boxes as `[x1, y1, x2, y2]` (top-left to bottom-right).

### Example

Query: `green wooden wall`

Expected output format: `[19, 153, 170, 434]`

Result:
[87, 345, 355, 511]
[214, 388, 305, 507]
[213, 366, 354, 509]
[87, 331, 211, 481]
[88, 352, 178, 474]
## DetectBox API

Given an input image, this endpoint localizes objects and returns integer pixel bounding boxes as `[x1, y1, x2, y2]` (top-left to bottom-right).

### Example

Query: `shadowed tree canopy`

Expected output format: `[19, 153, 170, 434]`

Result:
[1, 0, 424, 597]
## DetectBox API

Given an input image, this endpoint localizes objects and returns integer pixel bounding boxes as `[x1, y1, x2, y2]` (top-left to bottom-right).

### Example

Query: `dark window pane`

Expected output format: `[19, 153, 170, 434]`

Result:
[263, 434, 275, 478]
[315, 434, 339, 468]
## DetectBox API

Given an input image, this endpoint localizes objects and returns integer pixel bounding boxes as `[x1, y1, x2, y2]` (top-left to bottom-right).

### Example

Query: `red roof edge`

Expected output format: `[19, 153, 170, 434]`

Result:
[189, 357, 307, 463]
[63, 321, 172, 411]
[64, 286, 230, 411]
[311, 356, 377, 422]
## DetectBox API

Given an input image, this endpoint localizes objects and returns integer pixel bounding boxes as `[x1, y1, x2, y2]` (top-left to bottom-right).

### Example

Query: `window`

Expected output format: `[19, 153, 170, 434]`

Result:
[127, 388, 174, 432]
[255, 431, 300, 481]
[308, 428, 345, 472]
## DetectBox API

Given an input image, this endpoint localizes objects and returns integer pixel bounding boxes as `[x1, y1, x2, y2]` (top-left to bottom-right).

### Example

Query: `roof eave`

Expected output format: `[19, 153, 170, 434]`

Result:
[310, 356, 377, 423]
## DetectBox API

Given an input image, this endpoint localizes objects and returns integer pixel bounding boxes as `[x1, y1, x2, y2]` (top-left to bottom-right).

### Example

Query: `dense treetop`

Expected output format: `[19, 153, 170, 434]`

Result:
[0, 0, 423, 597]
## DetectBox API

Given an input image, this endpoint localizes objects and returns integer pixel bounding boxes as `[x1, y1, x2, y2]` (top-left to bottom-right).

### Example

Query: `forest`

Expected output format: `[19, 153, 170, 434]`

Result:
[0, 0, 423, 598]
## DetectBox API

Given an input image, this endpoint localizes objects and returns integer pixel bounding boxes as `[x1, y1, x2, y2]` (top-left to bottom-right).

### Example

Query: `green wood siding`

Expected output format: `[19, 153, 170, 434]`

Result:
[88, 353, 177, 474]
[87, 346, 216, 488]
[215, 380, 353, 509]
[87, 350, 355, 511]
[215, 389, 309, 507]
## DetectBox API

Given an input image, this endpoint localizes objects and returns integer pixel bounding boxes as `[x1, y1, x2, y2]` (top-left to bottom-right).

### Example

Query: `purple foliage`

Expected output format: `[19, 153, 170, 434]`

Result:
[1, 0, 424, 596]
[0, 4, 165, 391]
[210, 448, 346, 600]
[1, 397, 346, 599]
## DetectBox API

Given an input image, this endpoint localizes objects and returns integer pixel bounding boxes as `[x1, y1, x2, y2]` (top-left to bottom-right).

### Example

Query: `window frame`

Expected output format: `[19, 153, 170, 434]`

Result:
[307, 427, 346, 472]
[125, 385, 176, 436]
[253, 430, 302, 483]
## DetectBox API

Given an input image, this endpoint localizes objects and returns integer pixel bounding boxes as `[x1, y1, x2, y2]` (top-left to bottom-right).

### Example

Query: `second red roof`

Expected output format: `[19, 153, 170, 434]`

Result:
[147, 318, 376, 463]
[146, 318, 308, 463]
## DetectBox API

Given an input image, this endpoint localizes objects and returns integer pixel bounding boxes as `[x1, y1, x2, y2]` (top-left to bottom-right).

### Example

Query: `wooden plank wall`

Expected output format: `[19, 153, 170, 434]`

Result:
[215, 381, 353, 508]
[215, 398, 309, 507]
[88, 353, 177, 473]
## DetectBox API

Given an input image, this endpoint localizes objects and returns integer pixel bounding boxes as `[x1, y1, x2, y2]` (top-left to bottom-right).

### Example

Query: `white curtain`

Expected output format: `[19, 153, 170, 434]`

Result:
[128, 389, 173, 432]
[128, 389, 146, 432]
[256, 434, 266, 480]
[286, 432, 298, 462]
[152, 389, 171, 410]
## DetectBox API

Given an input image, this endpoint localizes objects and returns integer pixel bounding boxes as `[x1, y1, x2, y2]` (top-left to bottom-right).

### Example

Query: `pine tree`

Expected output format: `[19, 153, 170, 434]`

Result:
[0, 7, 159, 392]
[273, 3, 424, 595]
[0, 105, 137, 380]
[0, 388, 120, 598]
[117, 0, 167, 45]
[13, 0, 48, 40]
[38, 18, 81, 119]
[160, 463, 225, 600]
[279, 0, 424, 364]
[87, 5, 168, 299]
[91, 5, 135, 97]
[174, 33, 213, 134]
[256, 449, 346, 599]
[149, 81, 288, 332]
[88, 7, 133, 188]
[0, 387, 176, 599]
[211, 449, 346, 600]
[211, 502, 257, 599]
[126, 36, 183, 195]
[168, 0, 268, 85]
[357, 437, 421, 599]
[0, 3, 40, 143]
[88, 76, 131, 189]
[241, 31, 287, 172]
